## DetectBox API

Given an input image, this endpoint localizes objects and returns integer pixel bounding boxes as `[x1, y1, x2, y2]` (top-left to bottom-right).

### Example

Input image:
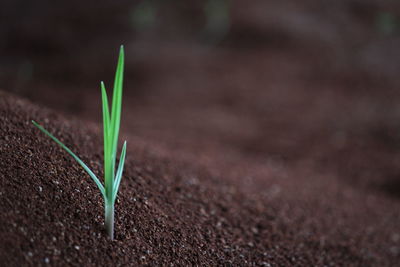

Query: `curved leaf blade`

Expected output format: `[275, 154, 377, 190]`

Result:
[110, 46, 124, 163]
[112, 141, 127, 202]
[32, 120, 106, 199]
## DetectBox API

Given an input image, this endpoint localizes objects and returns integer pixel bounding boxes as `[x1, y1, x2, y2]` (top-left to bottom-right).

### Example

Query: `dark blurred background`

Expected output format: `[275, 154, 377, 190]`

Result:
[1, 0, 400, 188]
[2, 0, 400, 88]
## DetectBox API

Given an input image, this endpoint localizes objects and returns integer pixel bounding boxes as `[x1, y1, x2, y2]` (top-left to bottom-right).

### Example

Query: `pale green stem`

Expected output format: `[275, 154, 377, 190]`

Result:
[105, 201, 115, 240]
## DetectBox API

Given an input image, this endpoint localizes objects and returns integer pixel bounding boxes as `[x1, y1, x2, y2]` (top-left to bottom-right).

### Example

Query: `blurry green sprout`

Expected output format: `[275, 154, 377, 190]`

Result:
[204, 0, 230, 43]
[131, 0, 230, 43]
[376, 12, 399, 36]
[131, 0, 157, 31]
[32, 46, 127, 240]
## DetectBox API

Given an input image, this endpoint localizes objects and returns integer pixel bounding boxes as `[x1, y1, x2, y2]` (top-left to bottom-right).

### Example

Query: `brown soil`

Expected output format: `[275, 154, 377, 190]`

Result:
[2, 0, 400, 266]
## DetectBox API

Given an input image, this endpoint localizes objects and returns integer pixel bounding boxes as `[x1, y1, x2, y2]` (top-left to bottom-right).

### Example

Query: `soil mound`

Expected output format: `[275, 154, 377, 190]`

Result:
[0, 91, 398, 266]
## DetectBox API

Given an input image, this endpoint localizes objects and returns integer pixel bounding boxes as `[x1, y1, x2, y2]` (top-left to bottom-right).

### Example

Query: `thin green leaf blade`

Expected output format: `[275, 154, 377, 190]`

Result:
[110, 46, 124, 160]
[101, 82, 113, 197]
[107, 45, 124, 200]
[101, 81, 111, 138]
[32, 120, 106, 199]
[112, 141, 127, 202]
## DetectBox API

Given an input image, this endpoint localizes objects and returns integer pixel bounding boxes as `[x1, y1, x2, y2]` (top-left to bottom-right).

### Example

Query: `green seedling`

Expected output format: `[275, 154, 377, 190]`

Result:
[32, 46, 127, 240]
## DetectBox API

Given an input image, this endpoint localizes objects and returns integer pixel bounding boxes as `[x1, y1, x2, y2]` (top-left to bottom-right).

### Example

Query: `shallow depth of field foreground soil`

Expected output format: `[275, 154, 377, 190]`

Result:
[2, 0, 400, 266]
[1, 90, 400, 266]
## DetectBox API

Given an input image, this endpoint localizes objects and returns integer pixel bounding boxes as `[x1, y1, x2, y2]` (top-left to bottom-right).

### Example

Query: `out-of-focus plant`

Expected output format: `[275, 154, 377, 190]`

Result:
[376, 12, 399, 36]
[131, 0, 157, 31]
[131, 0, 230, 43]
[203, 0, 230, 43]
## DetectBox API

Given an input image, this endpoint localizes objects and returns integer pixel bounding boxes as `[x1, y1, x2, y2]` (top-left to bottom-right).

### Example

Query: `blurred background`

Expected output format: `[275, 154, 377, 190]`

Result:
[1, 0, 400, 192]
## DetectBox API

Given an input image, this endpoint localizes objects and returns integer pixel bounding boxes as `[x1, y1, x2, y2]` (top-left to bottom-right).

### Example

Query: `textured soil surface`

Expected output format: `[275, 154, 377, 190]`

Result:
[1, 79, 400, 266]
[2, 0, 400, 266]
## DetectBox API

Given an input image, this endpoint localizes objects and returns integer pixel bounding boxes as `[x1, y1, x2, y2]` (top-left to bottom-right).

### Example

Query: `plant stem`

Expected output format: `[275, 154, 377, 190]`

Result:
[105, 202, 115, 240]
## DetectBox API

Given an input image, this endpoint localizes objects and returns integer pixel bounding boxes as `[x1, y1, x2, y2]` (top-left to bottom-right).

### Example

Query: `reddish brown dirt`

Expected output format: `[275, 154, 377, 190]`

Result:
[2, 0, 400, 266]
[1, 87, 398, 266]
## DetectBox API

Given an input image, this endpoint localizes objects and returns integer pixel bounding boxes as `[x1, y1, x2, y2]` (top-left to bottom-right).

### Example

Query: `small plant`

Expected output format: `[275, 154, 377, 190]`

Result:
[32, 46, 127, 240]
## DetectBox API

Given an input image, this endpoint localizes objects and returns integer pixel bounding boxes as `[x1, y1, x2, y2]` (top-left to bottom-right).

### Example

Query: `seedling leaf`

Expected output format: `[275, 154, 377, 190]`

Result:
[32, 46, 127, 240]
[112, 140, 127, 202]
[32, 120, 106, 198]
